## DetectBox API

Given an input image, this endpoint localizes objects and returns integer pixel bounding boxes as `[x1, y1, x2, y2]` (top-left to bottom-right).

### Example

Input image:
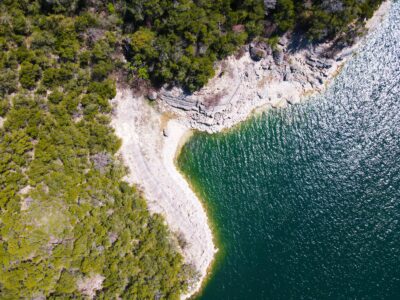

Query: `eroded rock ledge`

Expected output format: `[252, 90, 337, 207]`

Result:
[156, 1, 390, 133]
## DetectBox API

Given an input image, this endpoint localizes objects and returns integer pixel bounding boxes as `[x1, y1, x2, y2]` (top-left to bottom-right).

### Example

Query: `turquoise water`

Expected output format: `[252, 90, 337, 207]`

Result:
[178, 3, 400, 299]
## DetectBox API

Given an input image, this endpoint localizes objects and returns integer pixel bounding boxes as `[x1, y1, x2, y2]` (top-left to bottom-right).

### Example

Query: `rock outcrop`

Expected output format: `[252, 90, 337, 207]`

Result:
[156, 36, 350, 132]
[77, 274, 105, 299]
[155, 0, 391, 133]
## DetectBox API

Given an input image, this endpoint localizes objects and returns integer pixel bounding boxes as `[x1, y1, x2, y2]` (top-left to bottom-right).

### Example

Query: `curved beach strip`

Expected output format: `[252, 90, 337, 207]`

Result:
[111, 89, 216, 299]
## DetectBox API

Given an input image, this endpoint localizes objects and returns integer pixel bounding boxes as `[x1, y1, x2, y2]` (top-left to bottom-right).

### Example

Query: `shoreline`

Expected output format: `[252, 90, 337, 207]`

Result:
[110, 2, 391, 298]
[173, 167, 221, 300]
[111, 89, 217, 299]
[157, 1, 391, 134]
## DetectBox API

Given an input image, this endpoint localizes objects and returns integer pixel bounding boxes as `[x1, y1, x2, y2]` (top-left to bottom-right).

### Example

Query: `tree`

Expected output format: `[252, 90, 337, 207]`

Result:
[0, 69, 18, 96]
[273, 0, 295, 32]
[19, 61, 41, 89]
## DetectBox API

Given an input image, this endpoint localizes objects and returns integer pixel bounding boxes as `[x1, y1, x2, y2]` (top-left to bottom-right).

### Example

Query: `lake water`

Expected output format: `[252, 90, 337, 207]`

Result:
[178, 3, 400, 299]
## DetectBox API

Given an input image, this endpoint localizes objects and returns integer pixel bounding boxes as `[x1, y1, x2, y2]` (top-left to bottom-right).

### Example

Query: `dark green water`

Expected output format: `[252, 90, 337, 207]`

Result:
[178, 4, 400, 299]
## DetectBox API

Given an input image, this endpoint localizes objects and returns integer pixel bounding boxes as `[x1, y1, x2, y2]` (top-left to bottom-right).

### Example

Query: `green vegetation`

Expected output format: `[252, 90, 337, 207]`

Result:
[119, 0, 383, 91]
[122, 0, 265, 91]
[0, 1, 192, 298]
[270, 0, 384, 41]
[5, 0, 379, 94]
[0, 0, 384, 298]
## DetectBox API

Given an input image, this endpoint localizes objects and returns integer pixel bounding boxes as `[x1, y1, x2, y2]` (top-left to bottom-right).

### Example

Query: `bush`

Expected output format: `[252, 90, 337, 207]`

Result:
[0, 69, 18, 96]
[91, 61, 113, 81]
[42, 67, 73, 88]
[273, 0, 296, 32]
[0, 98, 10, 117]
[31, 30, 56, 50]
[19, 61, 41, 89]
[48, 90, 63, 104]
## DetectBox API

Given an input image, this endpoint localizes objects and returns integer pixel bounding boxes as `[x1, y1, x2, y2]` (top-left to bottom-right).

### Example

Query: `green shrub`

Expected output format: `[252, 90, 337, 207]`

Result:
[48, 90, 63, 104]
[91, 61, 113, 81]
[0, 98, 10, 117]
[0, 69, 18, 96]
[19, 61, 41, 89]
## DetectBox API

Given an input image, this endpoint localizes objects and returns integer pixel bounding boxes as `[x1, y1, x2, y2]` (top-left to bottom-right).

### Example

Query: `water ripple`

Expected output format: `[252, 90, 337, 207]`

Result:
[179, 3, 400, 299]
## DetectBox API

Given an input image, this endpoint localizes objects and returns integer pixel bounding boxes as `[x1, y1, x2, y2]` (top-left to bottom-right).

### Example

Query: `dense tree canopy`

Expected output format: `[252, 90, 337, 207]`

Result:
[0, 1, 192, 298]
[120, 0, 265, 91]
[1, 0, 382, 93]
[111, 0, 382, 91]
[270, 0, 384, 41]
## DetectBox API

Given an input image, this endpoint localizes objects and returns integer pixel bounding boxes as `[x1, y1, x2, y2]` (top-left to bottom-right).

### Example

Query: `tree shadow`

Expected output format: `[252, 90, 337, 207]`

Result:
[286, 29, 314, 54]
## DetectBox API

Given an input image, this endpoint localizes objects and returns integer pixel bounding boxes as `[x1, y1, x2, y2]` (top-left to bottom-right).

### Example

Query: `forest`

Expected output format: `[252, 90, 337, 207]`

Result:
[0, 0, 384, 298]
[0, 1, 193, 299]
[119, 0, 384, 91]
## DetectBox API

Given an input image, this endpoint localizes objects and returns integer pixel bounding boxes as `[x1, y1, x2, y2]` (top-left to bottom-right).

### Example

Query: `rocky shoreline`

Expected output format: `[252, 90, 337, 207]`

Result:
[155, 0, 391, 133]
[110, 1, 390, 299]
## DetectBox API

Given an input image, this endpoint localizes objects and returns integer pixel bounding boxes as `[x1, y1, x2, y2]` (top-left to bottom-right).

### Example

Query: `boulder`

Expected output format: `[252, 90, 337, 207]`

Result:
[264, 0, 277, 10]
[250, 46, 267, 61]
[148, 91, 158, 101]
[273, 49, 284, 65]
[197, 43, 208, 55]
[232, 24, 245, 33]
[250, 42, 273, 61]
